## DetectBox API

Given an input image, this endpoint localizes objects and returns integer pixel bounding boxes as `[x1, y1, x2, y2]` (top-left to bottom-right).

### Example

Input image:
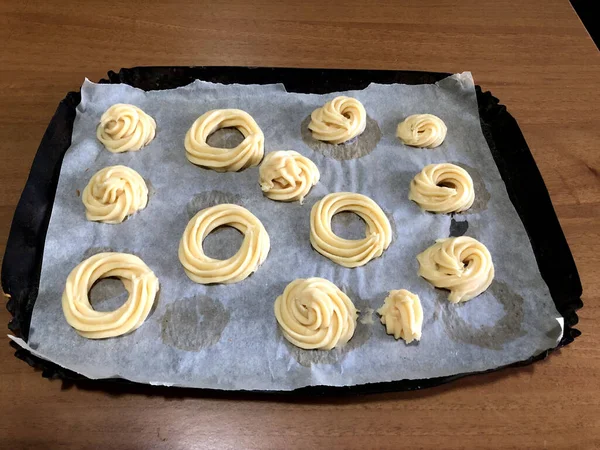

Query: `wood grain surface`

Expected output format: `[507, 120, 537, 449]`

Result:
[1, 1, 599, 449]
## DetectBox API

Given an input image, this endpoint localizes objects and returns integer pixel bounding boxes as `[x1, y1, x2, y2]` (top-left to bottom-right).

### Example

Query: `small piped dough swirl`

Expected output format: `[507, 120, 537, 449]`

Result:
[377, 289, 423, 343]
[62, 252, 159, 339]
[179, 204, 270, 284]
[417, 237, 494, 303]
[82, 165, 148, 224]
[397, 114, 447, 148]
[310, 192, 392, 268]
[409, 163, 474, 213]
[259, 151, 320, 203]
[274, 277, 358, 350]
[309, 96, 367, 144]
[97, 104, 156, 153]
[185, 109, 264, 172]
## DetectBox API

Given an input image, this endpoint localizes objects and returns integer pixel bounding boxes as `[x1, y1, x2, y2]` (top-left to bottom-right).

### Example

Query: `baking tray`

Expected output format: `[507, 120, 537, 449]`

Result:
[1, 67, 583, 395]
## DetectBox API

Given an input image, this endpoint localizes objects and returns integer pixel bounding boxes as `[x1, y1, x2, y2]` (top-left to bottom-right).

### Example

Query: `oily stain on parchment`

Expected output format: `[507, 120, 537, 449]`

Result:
[441, 281, 526, 350]
[453, 162, 491, 213]
[186, 191, 243, 219]
[161, 295, 230, 352]
[287, 285, 372, 367]
[301, 115, 382, 161]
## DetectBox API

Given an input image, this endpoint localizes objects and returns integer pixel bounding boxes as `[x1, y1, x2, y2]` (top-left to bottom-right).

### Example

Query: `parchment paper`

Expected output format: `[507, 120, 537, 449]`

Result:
[16, 73, 563, 390]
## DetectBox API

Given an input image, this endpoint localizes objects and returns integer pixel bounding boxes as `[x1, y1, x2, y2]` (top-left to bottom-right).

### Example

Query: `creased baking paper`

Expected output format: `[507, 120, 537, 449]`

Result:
[17, 73, 563, 390]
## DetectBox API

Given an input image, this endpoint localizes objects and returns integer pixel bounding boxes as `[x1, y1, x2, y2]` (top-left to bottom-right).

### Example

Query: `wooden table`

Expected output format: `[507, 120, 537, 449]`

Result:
[1, 1, 599, 448]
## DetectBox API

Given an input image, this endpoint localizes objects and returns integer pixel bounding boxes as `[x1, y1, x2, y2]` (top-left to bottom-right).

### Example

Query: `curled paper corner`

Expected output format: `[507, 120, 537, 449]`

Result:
[149, 381, 177, 387]
[556, 317, 565, 344]
[7, 335, 101, 379]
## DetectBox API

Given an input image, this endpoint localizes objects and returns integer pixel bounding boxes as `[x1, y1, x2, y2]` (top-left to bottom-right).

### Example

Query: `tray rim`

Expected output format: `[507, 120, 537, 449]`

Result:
[1, 66, 583, 395]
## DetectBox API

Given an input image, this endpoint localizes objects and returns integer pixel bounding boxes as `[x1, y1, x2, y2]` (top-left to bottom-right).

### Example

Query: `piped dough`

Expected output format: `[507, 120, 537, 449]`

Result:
[417, 236, 494, 303]
[308, 96, 367, 144]
[179, 204, 270, 284]
[409, 163, 474, 213]
[97, 104, 156, 153]
[377, 289, 423, 343]
[396, 114, 447, 148]
[185, 109, 264, 172]
[82, 165, 148, 224]
[62, 252, 159, 339]
[310, 192, 392, 268]
[259, 151, 320, 203]
[274, 277, 358, 350]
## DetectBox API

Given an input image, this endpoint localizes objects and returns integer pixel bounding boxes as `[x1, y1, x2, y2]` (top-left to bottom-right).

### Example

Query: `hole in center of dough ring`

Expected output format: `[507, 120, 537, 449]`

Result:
[179, 204, 270, 284]
[310, 192, 392, 268]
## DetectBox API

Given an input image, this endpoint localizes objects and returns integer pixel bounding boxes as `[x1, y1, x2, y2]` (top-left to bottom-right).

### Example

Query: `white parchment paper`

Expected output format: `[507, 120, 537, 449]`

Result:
[20, 73, 563, 390]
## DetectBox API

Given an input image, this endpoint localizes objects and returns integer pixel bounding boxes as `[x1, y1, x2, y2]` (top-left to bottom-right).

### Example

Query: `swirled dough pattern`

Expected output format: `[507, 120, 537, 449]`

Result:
[179, 204, 270, 284]
[97, 104, 156, 153]
[409, 163, 474, 213]
[377, 289, 423, 343]
[62, 252, 159, 339]
[82, 165, 148, 224]
[417, 237, 494, 303]
[259, 151, 320, 203]
[274, 277, 358, 350]
[185, 109, 264, 172]
[308, 96, 367, 144]
[310, 192, 392, 268]
[396, 114, 447, 148]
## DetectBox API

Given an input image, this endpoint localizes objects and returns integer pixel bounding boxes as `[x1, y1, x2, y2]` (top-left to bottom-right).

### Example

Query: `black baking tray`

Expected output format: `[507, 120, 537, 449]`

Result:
[1, 67, 583, 395]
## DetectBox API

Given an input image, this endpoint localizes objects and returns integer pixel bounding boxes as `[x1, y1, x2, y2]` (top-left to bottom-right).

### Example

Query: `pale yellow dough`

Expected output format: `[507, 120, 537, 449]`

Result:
[274, 277, 358, 350]
[377, 289, 423, 343]
[82, 165, 148, 224]
[179, 204, 270, 284]
[185, 109, 264, 172]
[259, 151, 320, 203]
[417, 237, 494, 303]
[409, 163, 474, 213]
[396, 114, 447, 148]
[308, 96, 367, 144]
[310, 192, 392, 268]
[62, 252, 159, 339]
[97, 104, 156, 153]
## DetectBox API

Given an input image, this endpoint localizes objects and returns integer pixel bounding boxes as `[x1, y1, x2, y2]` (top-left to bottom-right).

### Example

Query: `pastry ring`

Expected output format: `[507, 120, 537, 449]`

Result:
[185, 109, 264, 172]
[62, 252, 159, 339]
[97, 104, 156, 153]
[409, 163, 474, 213]
[259, 151, 320, 203]
[308, 96, 367, 144]
[274, 277, 358, 350]
[179, 204, 270, 284]
[417, 236, 494, 303]
[82, 165, 148, 224]
[396, 114, 447, 148]
[310, 192, 392, 268]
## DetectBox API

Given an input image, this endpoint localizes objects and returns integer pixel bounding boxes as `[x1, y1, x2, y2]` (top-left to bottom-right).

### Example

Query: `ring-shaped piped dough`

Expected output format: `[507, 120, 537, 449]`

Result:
[259, 151, 320, 203]
[396, 114, 447, 148]
[82, 165, 148, 224]
[409, 163, 474, 213]
[274, 277, 358, 350]
[417, 236, 494, 303]
[377, 289, 423, 343]
[62, 252, 159, 339]
[179, 204, 270, 284]
[308, 96, 367, 144]
[184, 109, 264, 172]
[310, 192, 392, 268]
[97, 104, 156, 153]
